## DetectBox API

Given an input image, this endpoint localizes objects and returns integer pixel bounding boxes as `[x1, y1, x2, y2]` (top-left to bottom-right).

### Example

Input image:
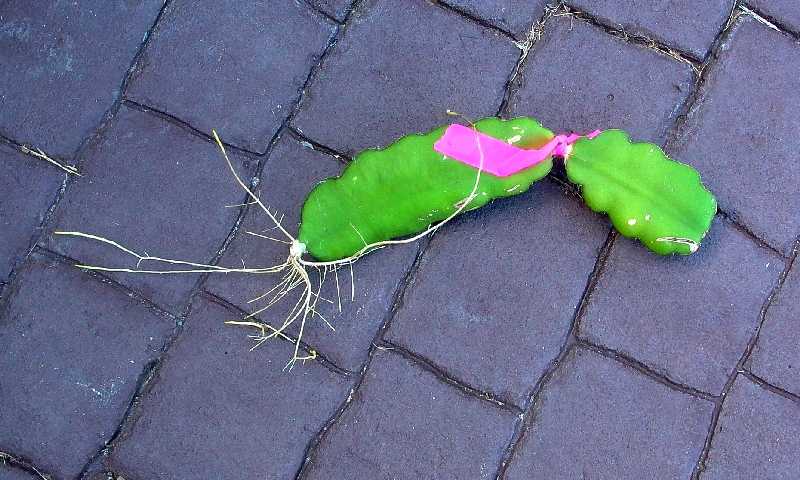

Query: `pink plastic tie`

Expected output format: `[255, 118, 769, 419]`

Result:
[434, 124, 601, 178]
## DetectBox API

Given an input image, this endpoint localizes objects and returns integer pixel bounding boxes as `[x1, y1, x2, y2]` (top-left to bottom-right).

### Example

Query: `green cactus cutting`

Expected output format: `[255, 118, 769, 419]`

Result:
[298, 117, 555, 261]
[566, 130, 717, 255]
[57, 115, 719, 367]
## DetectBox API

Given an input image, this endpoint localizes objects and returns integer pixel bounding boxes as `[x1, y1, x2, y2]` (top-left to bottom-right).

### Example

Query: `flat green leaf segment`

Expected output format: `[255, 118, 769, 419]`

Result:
[566, 130, 717, 255]
[299, 117, 554, 261]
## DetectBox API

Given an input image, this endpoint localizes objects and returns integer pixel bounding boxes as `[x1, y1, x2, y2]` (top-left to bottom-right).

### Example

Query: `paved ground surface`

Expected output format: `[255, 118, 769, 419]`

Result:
[1, 1, 799, 479]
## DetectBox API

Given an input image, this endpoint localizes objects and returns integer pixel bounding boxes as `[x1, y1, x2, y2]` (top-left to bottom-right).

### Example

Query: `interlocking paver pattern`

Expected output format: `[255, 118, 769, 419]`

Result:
[749, 265, 800, 395]
[205, 135, 418, 371]
[669, 17, 800, 254]
[703, 376, 800, 479]
[126, 0, 335, 153]
[293, 0, 519, 154]
[47, 105, 254, 313]
[0, 0, 163, 157]
[0, 254, 173, 478]
[569, 0, 733, 58]
[0, 143, 62, 283]
[303, 349, 517, 479]
[505, 347, 713, 479]
[109, 296, 352, 479]
[1, 1, 799, 478]
[581, 220, 783, 394]
[387, 181, 607, 406]
[510, 15, 694, 143]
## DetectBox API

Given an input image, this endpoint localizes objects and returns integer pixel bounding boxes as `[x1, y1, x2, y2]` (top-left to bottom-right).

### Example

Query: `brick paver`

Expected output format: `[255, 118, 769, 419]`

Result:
[302, 349, 517, 479]
[205, 134, 418, 371]
[669, 16, 800, 254]
[1, 2, 798, 478]
[387, 181, 607, 406]
[509, 15, 694, 143]
[0, 253, 173, 478]
[109, 296, 352, 479]
[126, 0, 335, 153]
[0, 0, 163, 157]
[749, 263, 800, 395]
[703, 375, 800, 478]
[505, 347, 713, 479]
[0, 143, 62, 283]
[47, 105, 254, 313]
[581, 219, 783, 394]
[293, 0, 519, 155]
[569, 0, 733, 58]
[446, 0, 547, 37]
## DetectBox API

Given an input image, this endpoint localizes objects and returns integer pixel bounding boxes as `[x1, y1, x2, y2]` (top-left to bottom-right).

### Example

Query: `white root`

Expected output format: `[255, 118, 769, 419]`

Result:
[55, 118, 487, 369]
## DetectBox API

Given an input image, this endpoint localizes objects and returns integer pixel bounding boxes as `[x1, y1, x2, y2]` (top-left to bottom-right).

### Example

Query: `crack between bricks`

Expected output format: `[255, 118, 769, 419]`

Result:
[293, 235, 431, 480]
[662, 1, 740, 152]
[559, 3, 703, 70]
[285, 0, 360, 132]
[575, 339, 717, 401]
[493, 226, 617, 479]
[433, 0, 518, 41]
[691, 237, 799, 479]
[287, 126, 352, 164]
[83, 289, 207, 478]
[740, 370, 800, 406]
[299, 0, 344, 26]
[717, 209, 790, 259]
[32, 247, 178, 324]
[497, 4, 556, 117]
[120, 100, 263, 159]
[75, 359, 161, 480]
[379, 339, 524, 414]
[741, 2, 800, 40]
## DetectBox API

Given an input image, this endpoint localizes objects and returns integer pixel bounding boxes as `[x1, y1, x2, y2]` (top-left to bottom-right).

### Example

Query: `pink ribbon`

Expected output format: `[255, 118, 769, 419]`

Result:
[434, 124, 601, 178]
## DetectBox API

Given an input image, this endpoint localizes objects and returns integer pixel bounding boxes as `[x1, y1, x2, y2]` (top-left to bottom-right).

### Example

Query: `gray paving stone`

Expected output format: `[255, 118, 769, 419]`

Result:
[581, 219, 783, 395]
[47, 105, 254, 313]
[510, 16, 694, 144]
[668, 18, 800, 254]
[126, 0, 334, 153]
[569, 0, 733, 58]
[749, 264, 800, 395]
[293, 0, 519, 155]
[386, 181, 608, 406]
[446, 0, 546, 36]
[748, 0, 800, 32]
[108, 296, 352, 480]
[0, 254, 173, 479]
[703, 375, 800, 479]
[205, 135, 418, 371]
[0, 0, 163, 157]
[303, 349, 517, 480]
[0, 143, 62, 283]
[505, 347, 714, 480]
